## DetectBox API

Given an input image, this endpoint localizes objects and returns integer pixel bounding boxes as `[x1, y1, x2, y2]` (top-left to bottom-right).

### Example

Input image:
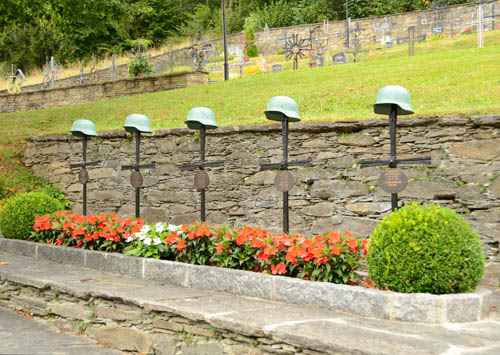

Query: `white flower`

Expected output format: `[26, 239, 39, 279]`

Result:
[134, 232, 146, 241]
[140, 225, 151, 234]
[155, 223, 165, 233]
[168, 224, 181, 232]
[143, 237, 152, 246]
[125, 236, 135, 243]
[153, 237, 162, 246]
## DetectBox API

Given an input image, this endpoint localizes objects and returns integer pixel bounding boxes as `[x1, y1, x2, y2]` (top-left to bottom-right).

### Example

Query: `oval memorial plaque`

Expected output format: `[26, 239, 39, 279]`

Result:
[379, 169, 408, 194]
[130, 171, 144, 189]
[274, 171, 295, 192]
[78, 168, 89, 184]
[194, 170, 210, 190]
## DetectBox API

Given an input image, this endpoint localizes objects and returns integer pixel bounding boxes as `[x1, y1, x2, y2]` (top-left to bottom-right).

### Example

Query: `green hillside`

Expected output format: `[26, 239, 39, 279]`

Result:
[0, 30, 499, 197]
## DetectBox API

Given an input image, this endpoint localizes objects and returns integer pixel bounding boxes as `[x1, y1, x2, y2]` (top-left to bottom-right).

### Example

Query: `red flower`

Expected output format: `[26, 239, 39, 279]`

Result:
[346, 239, 357, 252]
[77, 240, 83, 248]
[56, 238, 64, 245]
[362, 240, 370, 257]
[271, 263, 287, 275]
[330, 245, 342, 255]
[177, 240, 187, 252]
[215, 242, 224, 253]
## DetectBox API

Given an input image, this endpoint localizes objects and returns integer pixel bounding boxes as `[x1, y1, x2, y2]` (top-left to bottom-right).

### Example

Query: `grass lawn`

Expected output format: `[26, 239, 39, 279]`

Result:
[0, 30, 499, 196]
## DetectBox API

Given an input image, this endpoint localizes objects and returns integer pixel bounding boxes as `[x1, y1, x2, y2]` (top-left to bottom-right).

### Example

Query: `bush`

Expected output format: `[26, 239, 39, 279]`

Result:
[244, 26, 258, 58]
[128, 58, 154, 77]
[124, 222, 368, 284]
[31, 211, 144, 252]
[0, 192, 64, 239]
[367, 203, 485, 294]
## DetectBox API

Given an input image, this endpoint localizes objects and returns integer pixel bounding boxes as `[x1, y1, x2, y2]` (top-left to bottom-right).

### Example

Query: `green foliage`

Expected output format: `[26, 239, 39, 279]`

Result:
[128, 58, 154, 77]
[0, 192, 63, 239]
[36, 185, 71, 210]
[244, 26, 258, 58]
[367, 203, 485, 294]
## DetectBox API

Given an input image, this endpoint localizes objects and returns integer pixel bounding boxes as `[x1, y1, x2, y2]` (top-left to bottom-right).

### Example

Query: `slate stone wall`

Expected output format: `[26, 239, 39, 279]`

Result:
[24, 115, 500, 260]
[0, 71, 208, 113]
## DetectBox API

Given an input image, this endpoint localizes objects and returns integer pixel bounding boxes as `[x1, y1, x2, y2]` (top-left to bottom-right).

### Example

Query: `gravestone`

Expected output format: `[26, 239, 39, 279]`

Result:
[182, 108, 225, 222]
[359, 86, 431, 211]
[4, 64, 26, 94]
[121, 114, 155, 218]
[260, 96, 312, 233]
[332, 52, 347, 65]
[272, 64, 282, 73]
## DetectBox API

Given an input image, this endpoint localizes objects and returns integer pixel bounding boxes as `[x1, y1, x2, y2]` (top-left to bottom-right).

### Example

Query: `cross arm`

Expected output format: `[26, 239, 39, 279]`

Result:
[121, 163, 156, 171]
[181, 161, 225, 171]
[359, 156, 431, 168]
[260, 159, 312, 171]
[69, 160, 100, 169]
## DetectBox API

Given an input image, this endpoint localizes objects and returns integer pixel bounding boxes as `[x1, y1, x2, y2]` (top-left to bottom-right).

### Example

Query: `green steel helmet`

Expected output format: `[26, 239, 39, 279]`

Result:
[373, 85, 414, 116]
[124, 113, 152, 133]
[70, 119, 98, 137]
[185, 107, 218, 130]
[264, 96, 301, 122]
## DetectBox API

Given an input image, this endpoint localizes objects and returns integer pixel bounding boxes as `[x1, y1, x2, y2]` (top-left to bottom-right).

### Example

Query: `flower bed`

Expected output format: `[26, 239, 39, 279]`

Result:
[32, 211, 368, 285]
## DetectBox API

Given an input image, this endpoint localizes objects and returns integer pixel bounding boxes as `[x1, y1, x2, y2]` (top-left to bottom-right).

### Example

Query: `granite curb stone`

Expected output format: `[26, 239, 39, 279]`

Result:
[0, 237, 492, 323]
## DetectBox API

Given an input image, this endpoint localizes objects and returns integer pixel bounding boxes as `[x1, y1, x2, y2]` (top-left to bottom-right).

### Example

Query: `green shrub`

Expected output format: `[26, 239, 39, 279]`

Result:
[37, 184, 71, 210]
[276, 50, 284, 55]
[128, 58, 154, 77]
[244, 26, 258, 58]
[367, 202, 484, 294]
[0, 192, 64, 239]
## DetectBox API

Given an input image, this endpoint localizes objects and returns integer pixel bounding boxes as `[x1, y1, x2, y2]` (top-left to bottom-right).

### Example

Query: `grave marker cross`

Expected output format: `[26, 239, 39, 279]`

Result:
[121, 114, 155, 218]
[284, 33, 309, 70]
[259, 96, 312, 233]
[42, 56, 62, 89]
[69, 120, 100, 216]
[181, 107, 225, 222]
[129, 42, 151, 61]
[359, 86, 431, 211]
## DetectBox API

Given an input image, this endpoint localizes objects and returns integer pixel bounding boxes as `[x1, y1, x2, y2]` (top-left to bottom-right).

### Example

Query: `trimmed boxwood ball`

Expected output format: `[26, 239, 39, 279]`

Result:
[367, 202, 484, 294]
[0, 192, 64, 239]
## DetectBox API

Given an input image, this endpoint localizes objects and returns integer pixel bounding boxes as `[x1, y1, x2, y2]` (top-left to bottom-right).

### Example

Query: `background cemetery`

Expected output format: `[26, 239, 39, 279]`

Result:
[1, 0, 499, 94]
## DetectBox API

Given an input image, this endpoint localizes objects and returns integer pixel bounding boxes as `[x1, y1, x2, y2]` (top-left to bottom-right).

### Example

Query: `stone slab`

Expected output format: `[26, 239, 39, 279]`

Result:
[0, 240, 493, 324]
[1, 251, 500, 355]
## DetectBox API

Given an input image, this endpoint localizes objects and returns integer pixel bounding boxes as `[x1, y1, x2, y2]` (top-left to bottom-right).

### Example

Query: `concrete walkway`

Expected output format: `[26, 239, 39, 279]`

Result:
[0, 307, 123, 354]
[0, 251, 499, 355]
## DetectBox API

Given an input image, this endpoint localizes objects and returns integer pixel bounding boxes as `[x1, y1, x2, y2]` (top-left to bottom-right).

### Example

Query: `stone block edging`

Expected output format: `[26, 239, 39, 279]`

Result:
[0, 237, 492, 323]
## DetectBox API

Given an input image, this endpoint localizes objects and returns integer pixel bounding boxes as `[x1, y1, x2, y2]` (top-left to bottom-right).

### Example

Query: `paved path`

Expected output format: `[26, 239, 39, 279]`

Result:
[0, 307, 123, 355]
[0, 252, 499, 355]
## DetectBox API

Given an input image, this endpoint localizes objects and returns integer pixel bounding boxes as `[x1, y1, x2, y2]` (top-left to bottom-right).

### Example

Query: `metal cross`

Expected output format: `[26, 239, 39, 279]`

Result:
[284, 33, 309, 70]
[359, 105, 431, 211]
[259, 119, 312, 233]
[129, 42, 151, 61]
[482, 2, 499, 31]
[467, 3, 494, 48]
[121, 132, 155, 218]
[346, 36, 368, 62]
[189, 37, 213, 71]
[110, 54, 118, 81]
[42, 56, 62, 89]
[169, 41, 174, 73]
[69, 136, 100, 216]
[442, 10, 463, 37]
[72, 68, 88, 85]
[181, 126, 225, 222]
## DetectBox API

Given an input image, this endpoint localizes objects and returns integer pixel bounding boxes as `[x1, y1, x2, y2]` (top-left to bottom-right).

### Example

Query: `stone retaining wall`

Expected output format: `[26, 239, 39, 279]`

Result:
[0, 71, 208, 113]
[24, 115, 500, 261]
[0, 238, 493, 324]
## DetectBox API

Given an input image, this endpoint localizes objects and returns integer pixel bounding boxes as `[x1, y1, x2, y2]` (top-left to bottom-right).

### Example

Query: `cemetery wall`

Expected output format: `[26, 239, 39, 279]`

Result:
[24, 114, 500, 261]
[0, 71, 208, 113]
